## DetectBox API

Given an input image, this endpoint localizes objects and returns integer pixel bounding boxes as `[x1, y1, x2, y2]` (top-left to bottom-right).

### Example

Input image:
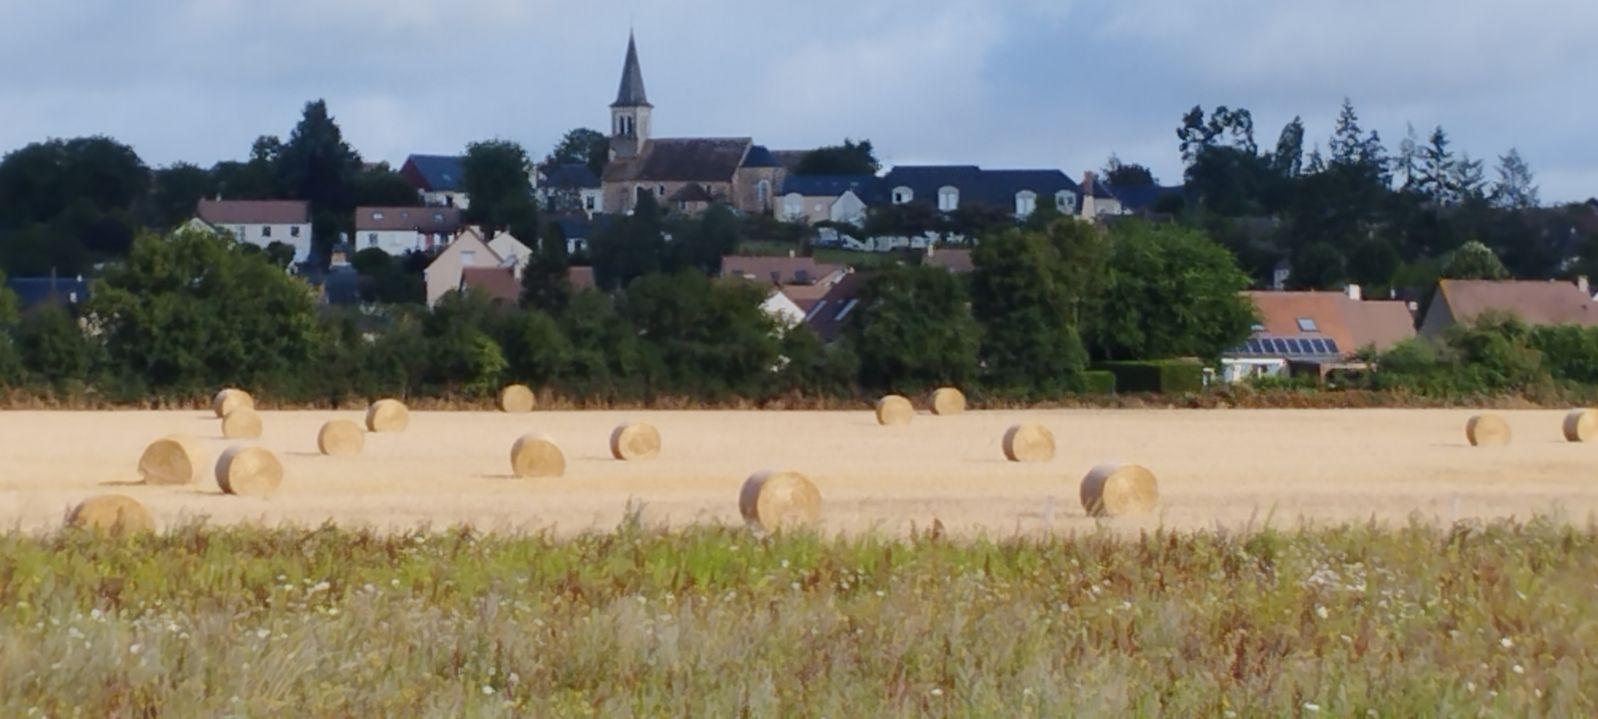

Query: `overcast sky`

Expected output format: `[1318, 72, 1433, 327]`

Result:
[2, 0, 1594, 202]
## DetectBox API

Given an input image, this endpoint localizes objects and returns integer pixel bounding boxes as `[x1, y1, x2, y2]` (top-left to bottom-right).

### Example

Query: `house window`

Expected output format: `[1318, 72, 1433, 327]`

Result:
[1057, 191, 1077, 213]
[938, 186, 959, 212]
[261, 226, 272, 238]
[892, 186, 913, 205]
[367, 233, 378, 246]
[657, 185, 667, 197]
[462, 250, 477, 266]
[373, 211, 385, 220]
[784, 194, 803, 218]
[757, 180, 771, 208]
[433, 213, 444, 222]
[290, 226, 301, 238]
[1015, 191, 1037, 217]
[585, 195, 596, 210]
[1297, 318, 1319, 332]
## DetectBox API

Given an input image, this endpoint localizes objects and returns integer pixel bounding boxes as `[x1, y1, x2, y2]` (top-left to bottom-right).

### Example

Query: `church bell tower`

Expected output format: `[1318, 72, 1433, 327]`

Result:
[610, 32, 653, 160]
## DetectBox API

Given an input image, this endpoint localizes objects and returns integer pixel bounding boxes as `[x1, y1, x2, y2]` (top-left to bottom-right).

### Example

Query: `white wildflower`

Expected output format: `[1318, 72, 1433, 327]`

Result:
[1303, 702, 1321, 713]
[482, 685, 495, 695]
[1315, 605, 1329, 619]
[1512, 664, 1525, 675]
[129, 644, 142, 655]
[1500, 637, 1513, 649]
[930, 688, 943, 697]
[256, 628, 270, 640]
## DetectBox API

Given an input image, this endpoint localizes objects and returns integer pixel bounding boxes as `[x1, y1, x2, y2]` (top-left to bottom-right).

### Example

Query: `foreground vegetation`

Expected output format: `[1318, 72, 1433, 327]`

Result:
[3, 517, 1595, 716]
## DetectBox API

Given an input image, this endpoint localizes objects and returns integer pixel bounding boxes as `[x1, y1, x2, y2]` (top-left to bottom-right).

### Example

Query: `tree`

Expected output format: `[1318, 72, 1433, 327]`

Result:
[589, 192, 665, 289]
[665, 204, 739, 275]
[545, 128, 610, 176]
[1491, 149, 1539, 210]
[85, 227, 321, 392]
[845, 265, 980, 393]
[1270, 117, 1305, 178]
[1093, 222, 1255, 359]
[1289, 242, 1348, 290]
[969, 220, 1104, 395]
[1346, 238, 1402, 289]
[621, 272, 781, 399]
[16, 305, 94, 386]
[351, 165, 423, 207]
[556, 289, 651, 400]
[1450, 152, 1487, 205]
[1443, 240, 1509, 280]
[212, 136, 283, 200]
[1103, 154, 1156, 189]
[274, 100, 362, 215]
[0, 137, 148, 236]
[149, 163, 217, 229]
[794, 139, 879, 175]
[521, 221, 573, 313]
[1415, 126, 1455, 203]
[463, 139, 536, 234]
[1395, 124, 1423, 190]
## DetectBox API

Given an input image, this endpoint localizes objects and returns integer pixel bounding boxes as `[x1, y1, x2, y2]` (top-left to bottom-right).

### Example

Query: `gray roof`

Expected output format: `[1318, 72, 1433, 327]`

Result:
[781, 174, 882, 200]
[613, 33, 651, 108]
[879, 166, 1080, 208]
[742, 145, 781, 168]
[540, 163, 601, 190]
[6, 277, 91, 309]
[604, 138, 754, 183]
[400, 154, 466, 192]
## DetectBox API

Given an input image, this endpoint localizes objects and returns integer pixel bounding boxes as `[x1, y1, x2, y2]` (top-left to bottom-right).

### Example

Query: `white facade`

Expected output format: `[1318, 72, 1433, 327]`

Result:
[188, 218, 313, 263]
[423, 232, 501, 307]
[421, 190, 470, 210]
[358, 228, 455, 256]
[761, 290, 806, 330]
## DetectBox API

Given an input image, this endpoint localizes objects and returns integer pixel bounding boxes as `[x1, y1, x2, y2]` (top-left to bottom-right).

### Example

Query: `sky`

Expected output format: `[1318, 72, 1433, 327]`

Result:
[1, 0, 1595, 202]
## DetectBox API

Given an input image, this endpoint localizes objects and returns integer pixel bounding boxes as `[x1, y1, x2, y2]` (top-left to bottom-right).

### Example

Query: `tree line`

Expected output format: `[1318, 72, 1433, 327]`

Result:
[0, 214, 1254, 405]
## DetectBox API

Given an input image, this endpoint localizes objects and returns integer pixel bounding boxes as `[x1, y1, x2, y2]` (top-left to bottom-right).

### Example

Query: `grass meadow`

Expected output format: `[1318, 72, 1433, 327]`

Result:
[3, 514, 1596, 717]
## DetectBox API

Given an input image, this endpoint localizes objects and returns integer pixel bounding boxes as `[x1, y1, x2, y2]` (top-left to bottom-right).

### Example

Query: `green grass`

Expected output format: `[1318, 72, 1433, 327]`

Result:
[3, 516, 1597, 716]
[734, 240, 893, 269]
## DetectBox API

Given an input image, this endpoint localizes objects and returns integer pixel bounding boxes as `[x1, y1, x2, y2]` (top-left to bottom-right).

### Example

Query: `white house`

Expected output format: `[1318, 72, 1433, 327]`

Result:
[400, 154, 470, 209]
[191, 199, 313, 263]
[355, 206, 464, 256]
[779, 175, 878, 226]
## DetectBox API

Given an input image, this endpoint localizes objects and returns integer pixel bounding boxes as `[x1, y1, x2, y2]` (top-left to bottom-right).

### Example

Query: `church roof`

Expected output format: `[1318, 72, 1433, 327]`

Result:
[742, 145, 782, 168]
[613, 33, 651, 108]
[605, 138, 754, 183]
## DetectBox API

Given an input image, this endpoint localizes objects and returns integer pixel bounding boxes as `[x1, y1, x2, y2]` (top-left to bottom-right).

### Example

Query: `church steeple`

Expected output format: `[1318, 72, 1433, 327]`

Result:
[609, 32, 653, 160]
[613, 32, 651, 109]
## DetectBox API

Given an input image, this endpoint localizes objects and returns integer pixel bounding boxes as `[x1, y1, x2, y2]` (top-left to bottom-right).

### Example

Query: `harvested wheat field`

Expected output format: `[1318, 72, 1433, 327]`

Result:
[4, 408, 1598, 536]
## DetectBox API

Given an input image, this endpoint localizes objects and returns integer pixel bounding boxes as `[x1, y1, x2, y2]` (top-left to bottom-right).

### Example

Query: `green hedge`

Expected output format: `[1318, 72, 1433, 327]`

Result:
[1093, 361, 1205, 394]
[1082, 370, 1117, 395]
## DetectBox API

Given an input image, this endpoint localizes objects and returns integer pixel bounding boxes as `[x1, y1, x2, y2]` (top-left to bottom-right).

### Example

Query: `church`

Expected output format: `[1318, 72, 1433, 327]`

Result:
[600, 34, 790, 217]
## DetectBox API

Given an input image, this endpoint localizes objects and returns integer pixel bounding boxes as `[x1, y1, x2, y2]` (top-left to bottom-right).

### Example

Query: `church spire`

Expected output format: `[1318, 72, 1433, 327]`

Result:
[613, 32, 651, 108]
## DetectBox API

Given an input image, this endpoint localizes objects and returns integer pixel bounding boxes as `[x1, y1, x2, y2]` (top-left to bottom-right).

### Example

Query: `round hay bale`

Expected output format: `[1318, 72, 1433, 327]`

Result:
[67, 495, 156, 536]
[1563, 409, 1598, 443]
[138, 435, 205, 485]
[498, 384, 537, 413]
[212, 388, 254, 418]
[1466, 414, 1512, 447]
[875, 395, 914, 426]
[317, 420, 365, 456]
[220, 408, 263, 439]
[215, 446, 284, 498]
[365, 399, 410, 433]
[510, 434, 566, 478]
[1002, 424, 1056, 463]
[739, 470, 822, 531]
[610, 422, 662, 461]
[1080, 463, 1160, 518]
[930, 387, 967, 416]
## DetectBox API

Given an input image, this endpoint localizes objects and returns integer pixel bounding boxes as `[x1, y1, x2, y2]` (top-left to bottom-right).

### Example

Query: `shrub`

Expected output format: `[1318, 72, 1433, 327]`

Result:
[1082, 370, 1117, 395]
[1095, 360, 1205, 394]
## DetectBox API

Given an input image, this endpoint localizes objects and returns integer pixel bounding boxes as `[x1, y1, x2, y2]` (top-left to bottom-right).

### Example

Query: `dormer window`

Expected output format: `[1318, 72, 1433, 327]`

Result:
[892, 186, 913, 205]
[1015, 191, 1037, 217]
[1297, 318, 1319, 332]
[372, 211, 385, 221]
[1056, 191, 1077, 213]
[937, 186, 960, 212]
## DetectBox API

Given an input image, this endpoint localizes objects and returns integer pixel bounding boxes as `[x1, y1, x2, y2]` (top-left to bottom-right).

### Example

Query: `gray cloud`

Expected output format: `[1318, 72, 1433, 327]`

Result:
[0, 0, 1591, 200]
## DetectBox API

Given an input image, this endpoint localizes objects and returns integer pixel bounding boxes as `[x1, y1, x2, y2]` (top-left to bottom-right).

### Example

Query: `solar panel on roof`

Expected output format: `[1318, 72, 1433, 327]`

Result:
[1284, 339, 1302, 354]
[1324, 339, 1340, 353]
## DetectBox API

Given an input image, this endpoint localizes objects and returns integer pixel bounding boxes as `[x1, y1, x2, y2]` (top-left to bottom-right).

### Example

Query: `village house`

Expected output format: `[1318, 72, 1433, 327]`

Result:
[880, 166, 1083, 219]
[1222, 286, 1416, 383]
[779, 175, 879, 225]
[422, 228, 531, 307]
[189, 199, 313, 263]
[354, 206, 463, 256]
[599, 34, 788, 217]
[537, 163, 604, 217]
[1418, 278, 1598, 338]
[400, 154, 470, 209]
